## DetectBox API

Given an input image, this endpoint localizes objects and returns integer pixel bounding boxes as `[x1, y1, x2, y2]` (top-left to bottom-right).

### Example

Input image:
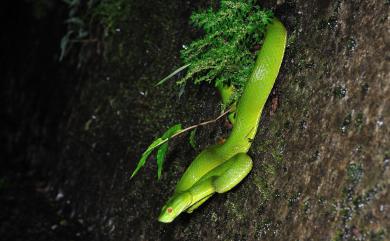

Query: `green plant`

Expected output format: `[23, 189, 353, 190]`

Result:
[131, 124, 182, 180]
[60, 0, 126, 63]
[60, 0, 89, 61]
[131, 109, 231, 179]
[179, 0, 273, 98]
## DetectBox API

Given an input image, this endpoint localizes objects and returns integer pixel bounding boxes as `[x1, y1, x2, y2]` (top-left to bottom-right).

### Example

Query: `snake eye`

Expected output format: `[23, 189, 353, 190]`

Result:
[167, 207, 173, 213]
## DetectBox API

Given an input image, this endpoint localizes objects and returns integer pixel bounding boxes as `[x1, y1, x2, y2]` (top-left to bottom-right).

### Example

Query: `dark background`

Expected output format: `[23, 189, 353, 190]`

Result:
[0, 1, 88, 240]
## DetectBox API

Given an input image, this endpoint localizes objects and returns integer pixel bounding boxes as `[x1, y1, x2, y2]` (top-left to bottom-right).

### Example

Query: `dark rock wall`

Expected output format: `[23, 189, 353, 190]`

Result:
[57, 0, 389, 240]
[3, 0, 388, 240]
[58, 0, 389, 240]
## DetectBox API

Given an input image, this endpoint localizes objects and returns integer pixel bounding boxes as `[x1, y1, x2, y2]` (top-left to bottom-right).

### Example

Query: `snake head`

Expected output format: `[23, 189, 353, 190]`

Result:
[158, 192, 192, 223]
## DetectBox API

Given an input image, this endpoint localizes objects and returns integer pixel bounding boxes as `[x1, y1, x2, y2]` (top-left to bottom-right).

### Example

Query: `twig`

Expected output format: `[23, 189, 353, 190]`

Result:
[170, 107, 232, 139]
[154, 107, 232, 149]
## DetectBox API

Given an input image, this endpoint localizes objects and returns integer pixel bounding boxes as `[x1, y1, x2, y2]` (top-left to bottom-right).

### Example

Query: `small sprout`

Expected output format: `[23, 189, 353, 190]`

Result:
[189, 129, 197, 149]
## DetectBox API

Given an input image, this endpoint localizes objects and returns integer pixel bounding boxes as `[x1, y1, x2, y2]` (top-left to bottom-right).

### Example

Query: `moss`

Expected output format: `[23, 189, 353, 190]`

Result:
[252, 144, 283, 199]
[93, 0, 131, 35]
[253, 175, 273, 201]
[346, 37, 357, 52]
[346, 163, 363, 185]
[361, 83, 369, 96]
[370, 229, 386, 241]
[332, 162, 388, 240]
[327, 16, 339, 31]
[209, 211, 219, 223]
[254, 219, 274, 240]
[340, 113, 352, 134]
[286, 30, 297, 46]
[178, 0, 273, 99]
[333, 86, 347, 98]
[224, 199, 245, 220]
[354, 112, 364, 131]
[302, 198, 310, 214]
[288, 192, 301, 207]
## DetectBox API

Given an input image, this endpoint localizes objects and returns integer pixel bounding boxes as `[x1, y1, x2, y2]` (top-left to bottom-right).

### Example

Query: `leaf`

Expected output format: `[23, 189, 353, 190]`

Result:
[65, 17, 85, 26]
[130, 137, 165, 179]
[155, 64, 190, 86]
[131, 124, 182, 179]
[189, 128, 197, 149]
[78, 29, 89, 38]
[178, 82, 186, 98]
[161, 123, 182, 139]
[63, 0, 79, 7]
[59, 31, 73, 61]
[156, 143, 168, 180]
[155, 124, 182, 179]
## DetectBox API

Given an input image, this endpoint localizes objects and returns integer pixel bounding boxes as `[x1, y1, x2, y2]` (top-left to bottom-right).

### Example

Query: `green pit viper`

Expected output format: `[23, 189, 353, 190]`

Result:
[158, 18, 287, 223]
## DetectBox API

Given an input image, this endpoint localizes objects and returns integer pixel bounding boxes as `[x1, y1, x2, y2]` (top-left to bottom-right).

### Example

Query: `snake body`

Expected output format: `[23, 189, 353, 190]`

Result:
[158, 18, 287, 223]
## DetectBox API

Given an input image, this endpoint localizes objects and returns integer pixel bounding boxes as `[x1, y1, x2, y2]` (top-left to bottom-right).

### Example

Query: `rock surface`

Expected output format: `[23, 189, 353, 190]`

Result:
[2, 0, 389, 240]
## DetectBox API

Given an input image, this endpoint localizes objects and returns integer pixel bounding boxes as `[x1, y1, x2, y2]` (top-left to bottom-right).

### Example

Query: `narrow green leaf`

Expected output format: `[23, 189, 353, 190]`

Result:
[156, 143, 168, 180]
[131, 124, 182, 180]
[59, 31, 73, 61]
[130, 137, 165, 179]
[155, 64, 190, 86]
[189, 128, 197, 149]
[178, 82, 186, 98]
[161, 124, 182, 139]
[65, 17, 84, 26]
[155, 124, 182, 179]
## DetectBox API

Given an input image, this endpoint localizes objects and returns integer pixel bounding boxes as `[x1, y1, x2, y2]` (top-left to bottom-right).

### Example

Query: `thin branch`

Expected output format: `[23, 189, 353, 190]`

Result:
[171, 107, 232, 139]
[152, 107, 232, 150]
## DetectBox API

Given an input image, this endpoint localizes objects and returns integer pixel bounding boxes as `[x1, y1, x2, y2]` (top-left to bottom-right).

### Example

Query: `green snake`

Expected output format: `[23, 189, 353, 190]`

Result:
[158, 18, 287, 223]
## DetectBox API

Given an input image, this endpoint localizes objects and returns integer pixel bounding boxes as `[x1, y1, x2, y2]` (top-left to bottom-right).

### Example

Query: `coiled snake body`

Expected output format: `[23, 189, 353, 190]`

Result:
[158, 19, 287, 223]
